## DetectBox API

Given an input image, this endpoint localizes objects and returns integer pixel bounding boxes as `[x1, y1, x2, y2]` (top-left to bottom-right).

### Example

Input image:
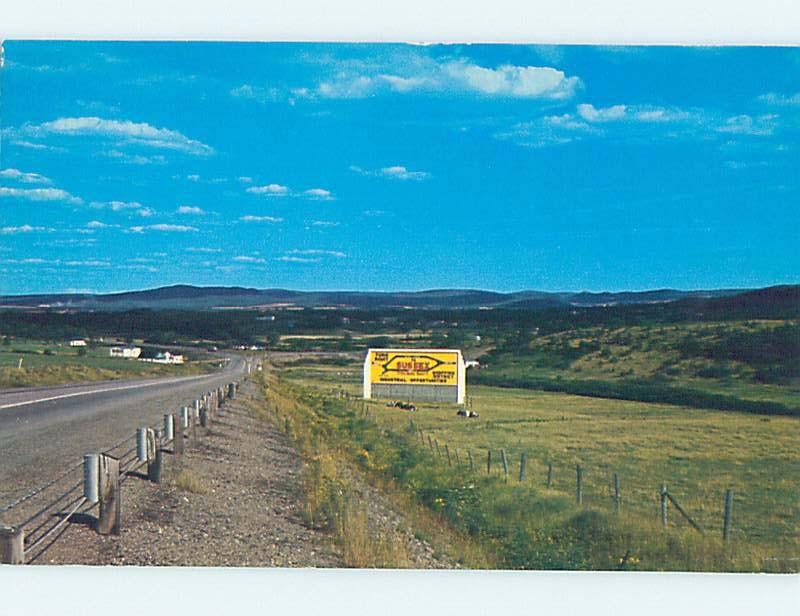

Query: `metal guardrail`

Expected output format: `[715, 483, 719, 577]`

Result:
[0, 376, 248, 565]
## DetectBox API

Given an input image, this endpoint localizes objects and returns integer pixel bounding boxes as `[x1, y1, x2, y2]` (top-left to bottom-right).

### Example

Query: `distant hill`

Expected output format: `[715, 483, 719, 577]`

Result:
[0, 284, 776, 311]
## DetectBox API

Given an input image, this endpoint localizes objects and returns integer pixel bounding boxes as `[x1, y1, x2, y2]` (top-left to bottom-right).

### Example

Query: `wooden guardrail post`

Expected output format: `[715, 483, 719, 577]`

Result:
[723, 489, 734, 542]
[576, 464, 583, 505]
[147, 429, 161, 484]
[0, 527, 24, 564]
[191, 401, 199, 442]
[175, 410, 186, 456]
[660, 484, 668, 528]
[200, 406, 209, 428]
[228, 382, 235, 399]
[97, 454, 120, 535]
[518, 452, 527, 483]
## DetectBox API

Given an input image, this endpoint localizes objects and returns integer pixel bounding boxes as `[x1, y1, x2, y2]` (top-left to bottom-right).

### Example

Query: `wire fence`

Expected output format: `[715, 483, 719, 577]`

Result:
[350, 402, 745, 545]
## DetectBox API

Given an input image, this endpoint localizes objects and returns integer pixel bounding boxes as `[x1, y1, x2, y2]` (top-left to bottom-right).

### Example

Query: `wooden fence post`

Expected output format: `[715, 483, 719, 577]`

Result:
[0, 527, 24, 564]
[174, 413, 184, 456]
[723, 489, 734, 542]
[454, 449, 460, 466]
[200, 406, 209, 428]
[519, 452, 527, 483]
[576, 464, 583, 505]
[434, 440, 441, 458]
[613, 473, 621, 513]
[97, 454, 120, 535]
[445, 444, 452, 467]
[427, 435, 433, 452]
[547, 462, 553, 488]
[660, 485, 668, 528]
[467, 450, 474, 472]
[500, 449, 508, 482]
[487, 450, 492, 476]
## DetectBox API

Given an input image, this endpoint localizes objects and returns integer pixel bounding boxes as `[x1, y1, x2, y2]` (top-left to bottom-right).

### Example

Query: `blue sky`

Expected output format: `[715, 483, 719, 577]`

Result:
[0, 42, 798, 294]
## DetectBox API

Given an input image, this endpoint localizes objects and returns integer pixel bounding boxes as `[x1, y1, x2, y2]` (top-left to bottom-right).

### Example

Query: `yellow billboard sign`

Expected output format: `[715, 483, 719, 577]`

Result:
[369, 350, 459, 386]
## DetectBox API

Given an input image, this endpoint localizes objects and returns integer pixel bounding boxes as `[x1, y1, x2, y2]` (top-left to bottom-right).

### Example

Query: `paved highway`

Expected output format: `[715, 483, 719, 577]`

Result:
[0, 355, 251, 506]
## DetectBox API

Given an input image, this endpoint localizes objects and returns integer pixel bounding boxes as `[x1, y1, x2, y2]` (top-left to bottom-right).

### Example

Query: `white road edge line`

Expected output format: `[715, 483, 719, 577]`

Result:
[0, 373, 219, 410]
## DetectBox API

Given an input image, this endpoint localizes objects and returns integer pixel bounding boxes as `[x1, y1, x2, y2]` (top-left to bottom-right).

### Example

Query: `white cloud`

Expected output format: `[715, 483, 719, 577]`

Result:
[129, 224, 198, 233]
[576, 104, 627, 122]
[288, 249, 346, 258]
[303, 188, 334, 201]
[9, 140, 67, 153]
[105, 150, 167, 165]
[239, 215, 284, 223]
[246, 183, 289, 196]
[717, 114, 777, 136]
[277, 255, 318, 263]
[311, 220, 340, 227]
[177, 205, 205, 215]
[87, 220, 114, 229]
[351, 164, 430, 180]
[186, 247, 222, 253]
[238, 176, 253, 184]
[230, 85, 282, 104]
[758, 92, 800, 106]
[316, 59, 581, 100]
[187, 174, 201, 182]
[0, 168, 52, 184]
[381, 166, 429, 180]
[63, 260, 111, 267]
[246, 183, 334, 201]
[233, 255, 267, 263]
[17, 117, 214, 156]
[90, 200, 155, 217]
[498, 103, 711, 148]
[0, 225, 52, 234]
[0, 186, 83, 205]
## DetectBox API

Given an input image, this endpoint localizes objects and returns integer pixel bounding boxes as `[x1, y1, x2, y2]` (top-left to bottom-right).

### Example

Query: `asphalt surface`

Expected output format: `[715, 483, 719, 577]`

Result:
[0, 355, 251, 507]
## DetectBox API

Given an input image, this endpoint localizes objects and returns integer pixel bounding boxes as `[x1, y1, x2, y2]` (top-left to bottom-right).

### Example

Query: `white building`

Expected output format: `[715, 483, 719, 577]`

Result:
[110, 346, 142, 359]
[142, 351, 185, 365]
[69, 339, 87, 347]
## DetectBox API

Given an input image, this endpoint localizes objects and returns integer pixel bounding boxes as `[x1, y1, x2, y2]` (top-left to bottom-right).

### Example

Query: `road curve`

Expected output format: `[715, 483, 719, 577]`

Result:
[0, 355, 251, 506]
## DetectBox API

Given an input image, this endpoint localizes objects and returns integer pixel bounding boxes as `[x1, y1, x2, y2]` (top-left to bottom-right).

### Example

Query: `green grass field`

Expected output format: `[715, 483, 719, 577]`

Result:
[278, 357, 799, 571]
[0, 339, 217, 388]
[476, 320, 800, 412]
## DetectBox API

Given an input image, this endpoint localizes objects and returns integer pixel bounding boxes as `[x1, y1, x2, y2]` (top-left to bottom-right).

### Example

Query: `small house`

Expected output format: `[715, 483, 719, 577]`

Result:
[110, 346, 142, 359]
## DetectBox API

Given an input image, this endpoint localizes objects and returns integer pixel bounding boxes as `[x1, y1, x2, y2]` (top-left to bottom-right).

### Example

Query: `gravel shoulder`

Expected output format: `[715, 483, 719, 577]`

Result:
[29, 378, 454, 568]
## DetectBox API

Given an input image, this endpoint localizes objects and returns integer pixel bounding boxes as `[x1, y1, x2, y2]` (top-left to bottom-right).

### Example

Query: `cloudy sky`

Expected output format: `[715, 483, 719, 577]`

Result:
[0, 42, 798, 294]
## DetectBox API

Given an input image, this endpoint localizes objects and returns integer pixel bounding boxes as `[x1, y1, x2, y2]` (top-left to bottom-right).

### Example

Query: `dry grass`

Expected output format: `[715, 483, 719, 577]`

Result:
[172, 469, 206, 494]
[249, 369, 490, 568]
